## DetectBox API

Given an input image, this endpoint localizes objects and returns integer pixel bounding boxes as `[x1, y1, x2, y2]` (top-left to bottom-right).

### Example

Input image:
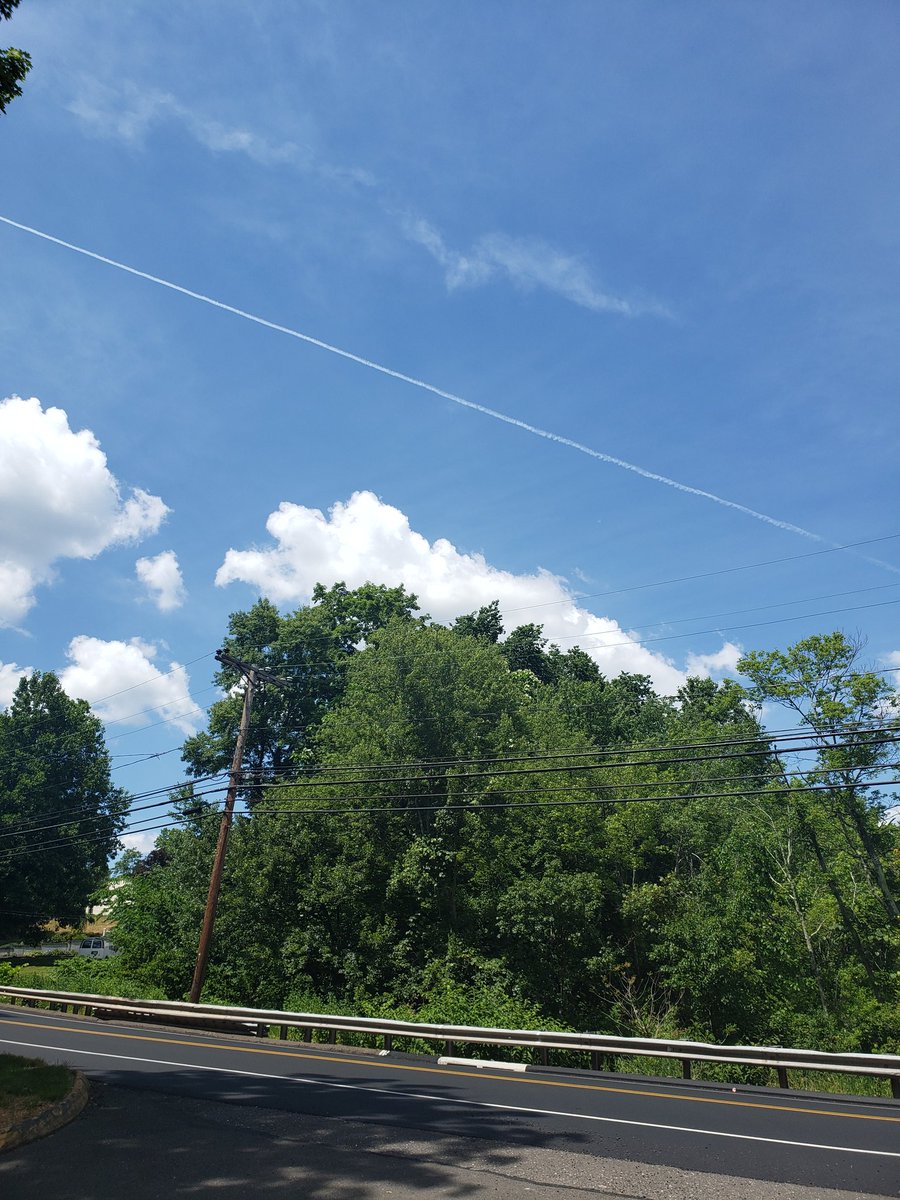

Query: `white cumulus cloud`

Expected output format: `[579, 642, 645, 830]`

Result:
[214, 490, 717, 695]
[404, 217, 668, 317]
[59, 636, 203, 735]
[119, 829, 159, 857]
[136, 550, 186, 612]
[0, 396, 169, 624]
[0, 661, 32, 708]
[685, 642, 744, 678]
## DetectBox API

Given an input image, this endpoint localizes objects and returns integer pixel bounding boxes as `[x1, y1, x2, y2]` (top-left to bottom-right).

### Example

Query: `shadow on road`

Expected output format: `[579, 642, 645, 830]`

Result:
[0, 1072, 616, 1200]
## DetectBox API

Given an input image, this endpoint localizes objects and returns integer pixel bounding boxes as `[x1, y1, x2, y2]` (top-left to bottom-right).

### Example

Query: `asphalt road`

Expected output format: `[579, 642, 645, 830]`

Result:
[1, 1007, 898, 1197]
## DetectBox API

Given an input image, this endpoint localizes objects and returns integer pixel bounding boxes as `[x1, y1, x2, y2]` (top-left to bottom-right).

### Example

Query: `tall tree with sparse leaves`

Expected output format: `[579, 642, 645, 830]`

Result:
[738, 633, 900, 924]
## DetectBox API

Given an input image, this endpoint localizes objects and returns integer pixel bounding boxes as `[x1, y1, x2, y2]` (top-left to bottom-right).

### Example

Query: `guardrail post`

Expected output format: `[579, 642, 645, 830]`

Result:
[301, 1027, 311, 1043]
[383, 1034, 393, 1052]
[278, 1025, 288, 1040]
[777, 1067, 789, 1089]
[327, 1029, 336, 1045]
[444, 1040, 455, 1056]
[538, 1048, 548, 1067]
[891, 1077, 900, 1100]
[590, 1051, 601, 1071]
[681, 1059, 692, 1080]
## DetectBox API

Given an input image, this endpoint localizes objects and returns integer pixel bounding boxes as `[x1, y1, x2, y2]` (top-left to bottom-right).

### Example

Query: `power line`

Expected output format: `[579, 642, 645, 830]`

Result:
[241, 723, 900, 776]
[17, 745, 182, 764]
[109, 748, 182, 771]
[498, 533, 900, 615]
[5, 730, 898, 852]
[0, 782, 230, 844]
[4, 776, 898, 864]
[11, 725, 896, 840]
[49, 582, 900, 744]
[93, 661, 899, 743]
[99, 685, 219, 729]
[9, 723, 895, 852]
[0, 757, 809, 845]
[105, 700, 218, 741]
[79, 652, 215, 708]
[229, 593, 900, 674]
[251, 778, 900, 817]
[215, 737, 900, 793]
[15, 548, 896, 744]
[0, 772, 229, 836]
[14, 724, 895, 837]
[0, 817, 198, 862]
[10, 711, 895, 859]
[485, 596, 900, 653]
[176, 763, 844, 807]
[582, 579, 900, 635]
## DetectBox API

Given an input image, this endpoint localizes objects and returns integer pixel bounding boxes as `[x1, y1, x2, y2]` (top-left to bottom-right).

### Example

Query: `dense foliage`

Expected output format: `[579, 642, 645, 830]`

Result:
[111, 589, 900, 1054]
[0, 672, 128, 940]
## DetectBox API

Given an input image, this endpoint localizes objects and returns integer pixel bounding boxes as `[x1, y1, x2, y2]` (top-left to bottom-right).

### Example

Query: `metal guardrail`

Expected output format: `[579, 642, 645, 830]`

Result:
[2, 985, 898, 1097]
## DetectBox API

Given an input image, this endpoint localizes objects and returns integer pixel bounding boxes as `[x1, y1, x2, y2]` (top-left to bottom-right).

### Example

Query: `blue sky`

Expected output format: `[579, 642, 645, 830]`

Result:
[2, 2, 899, 848]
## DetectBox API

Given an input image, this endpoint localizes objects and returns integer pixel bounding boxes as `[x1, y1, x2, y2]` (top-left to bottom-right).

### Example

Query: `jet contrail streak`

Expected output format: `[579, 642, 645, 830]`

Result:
[2, 213, 894, 572]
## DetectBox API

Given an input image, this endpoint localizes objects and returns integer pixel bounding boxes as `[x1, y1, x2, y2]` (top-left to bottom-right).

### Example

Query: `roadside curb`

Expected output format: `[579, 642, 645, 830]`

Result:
[0, 1071, 89, 1154]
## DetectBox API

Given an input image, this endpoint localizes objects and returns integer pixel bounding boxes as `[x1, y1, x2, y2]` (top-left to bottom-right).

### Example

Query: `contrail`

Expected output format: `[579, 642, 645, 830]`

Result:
[0, 214, 890, 565]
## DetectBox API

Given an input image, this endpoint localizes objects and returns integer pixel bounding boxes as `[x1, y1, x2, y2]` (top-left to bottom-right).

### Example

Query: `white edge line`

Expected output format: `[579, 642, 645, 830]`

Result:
[1, 1036, 898, 1160]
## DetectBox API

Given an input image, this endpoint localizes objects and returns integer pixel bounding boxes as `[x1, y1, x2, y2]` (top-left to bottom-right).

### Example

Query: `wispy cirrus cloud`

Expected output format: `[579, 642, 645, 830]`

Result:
[69, 82, 374, 184]
[403, 216, 670, 318]
[68, 81, 663, 318]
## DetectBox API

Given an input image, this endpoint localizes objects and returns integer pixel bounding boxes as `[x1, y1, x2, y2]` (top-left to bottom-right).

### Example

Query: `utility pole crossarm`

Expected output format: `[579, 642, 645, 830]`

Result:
[215, 648, 290, 689]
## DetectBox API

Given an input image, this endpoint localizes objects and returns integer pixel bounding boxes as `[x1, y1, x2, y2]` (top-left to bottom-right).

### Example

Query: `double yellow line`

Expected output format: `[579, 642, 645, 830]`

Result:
[2, 1013, 898, 1125]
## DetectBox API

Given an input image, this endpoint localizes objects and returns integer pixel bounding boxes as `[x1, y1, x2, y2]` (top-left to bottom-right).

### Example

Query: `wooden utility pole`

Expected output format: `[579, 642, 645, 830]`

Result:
[189, 649, 285, 1004]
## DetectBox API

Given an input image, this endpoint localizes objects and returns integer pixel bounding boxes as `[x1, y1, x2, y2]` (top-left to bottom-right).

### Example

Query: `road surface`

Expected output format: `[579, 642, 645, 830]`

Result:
[1, 1006, 897, 1197]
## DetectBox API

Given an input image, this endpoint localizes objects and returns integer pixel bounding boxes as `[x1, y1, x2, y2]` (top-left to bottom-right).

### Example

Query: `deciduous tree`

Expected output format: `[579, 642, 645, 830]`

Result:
[0, 672, 127, 939]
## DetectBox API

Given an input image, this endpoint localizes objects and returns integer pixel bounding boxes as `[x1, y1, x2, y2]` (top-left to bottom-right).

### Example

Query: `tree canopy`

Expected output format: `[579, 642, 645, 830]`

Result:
[181, 583, 421, 798]
[0, 672, 127, 940]
[0, 0, 31, 116]
[106, 596, 899, 1057]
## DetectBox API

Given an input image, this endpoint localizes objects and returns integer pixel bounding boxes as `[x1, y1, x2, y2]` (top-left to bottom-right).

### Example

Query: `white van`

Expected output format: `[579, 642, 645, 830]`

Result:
[78, 936, 117, 959]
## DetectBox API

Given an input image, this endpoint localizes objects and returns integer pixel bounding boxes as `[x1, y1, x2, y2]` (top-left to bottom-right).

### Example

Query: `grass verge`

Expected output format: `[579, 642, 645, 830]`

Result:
[0, 1053, 73, 1133]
